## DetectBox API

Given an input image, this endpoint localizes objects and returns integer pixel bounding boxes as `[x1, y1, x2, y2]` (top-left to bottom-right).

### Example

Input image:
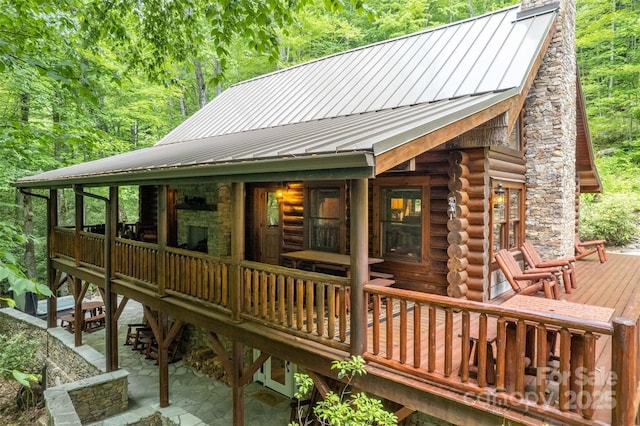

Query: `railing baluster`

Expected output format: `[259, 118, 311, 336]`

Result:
[536, 323, 547, 405]
[306, 280, 314, 333]
[386, 296, 394, 360]
[444, 307, 453, 377]
[477, 313, 488, 388]
[372, 295, 380, 355]
[413, 303, 421, 369]
[400, 300, 407, 364]
[316, 282, 325, 337]
[496, 316, 506, 392]
[428, 305, 436, 373]
[582, 331, 596, 419]
[559, 328, 572, 412]
[460, 311, 470, 383]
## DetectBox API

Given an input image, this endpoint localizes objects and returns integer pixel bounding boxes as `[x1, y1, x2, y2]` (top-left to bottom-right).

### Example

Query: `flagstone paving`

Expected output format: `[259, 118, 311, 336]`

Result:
[83, 300, 292, 425]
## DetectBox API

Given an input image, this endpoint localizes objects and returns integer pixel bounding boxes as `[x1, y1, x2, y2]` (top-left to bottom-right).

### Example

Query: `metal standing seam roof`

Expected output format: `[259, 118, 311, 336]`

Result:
[17, 4, 559, 188]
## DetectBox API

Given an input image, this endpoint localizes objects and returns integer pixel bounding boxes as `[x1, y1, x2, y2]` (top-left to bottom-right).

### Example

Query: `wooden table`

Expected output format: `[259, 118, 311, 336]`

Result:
[60, 300, 105, 333]
[281, 250, 383, 277]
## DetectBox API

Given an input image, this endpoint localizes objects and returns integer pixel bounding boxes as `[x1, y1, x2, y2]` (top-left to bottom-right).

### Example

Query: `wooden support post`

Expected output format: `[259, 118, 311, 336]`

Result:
[231, 182, 245, 322]
[612, 318, 637, 425]
[106, 186, 118, 372]
[157, 311, 169, 408]
[47, 189, 58, 329]
[157, 185, 168, 296]
[74, 186, 84, 265]
[232, 340, 244, 426]
[73, 277, 83, 347]
[349, 178, 368, 356]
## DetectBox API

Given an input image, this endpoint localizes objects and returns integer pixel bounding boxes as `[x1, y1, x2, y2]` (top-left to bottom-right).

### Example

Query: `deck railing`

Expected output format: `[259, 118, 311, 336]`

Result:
[365, 285, 615, 424]
[240, 260, 350, 351]
[79, 231, 105, 267]
[114, 238, 158, 285]
[53, 227, 75, 258]
[614, 292, 640, 425]
[164, 246, 230, 308]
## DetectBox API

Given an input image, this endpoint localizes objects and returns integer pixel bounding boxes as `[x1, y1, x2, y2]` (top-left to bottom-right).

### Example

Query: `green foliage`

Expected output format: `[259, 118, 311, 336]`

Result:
[0, 332, 40, 387]
[290, 356, 397, 426]
[579, 194, 638, 246]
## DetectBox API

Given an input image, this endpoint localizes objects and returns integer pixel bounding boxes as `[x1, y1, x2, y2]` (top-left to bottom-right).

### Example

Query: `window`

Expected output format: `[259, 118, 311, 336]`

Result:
[308, 187, 342, 252]
[380, 187, 423, 262]
[492, 182, 524, 256]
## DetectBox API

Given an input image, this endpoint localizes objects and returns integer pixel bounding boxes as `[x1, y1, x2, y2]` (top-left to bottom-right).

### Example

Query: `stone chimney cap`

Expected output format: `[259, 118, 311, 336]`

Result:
[516, 2, 560, 21]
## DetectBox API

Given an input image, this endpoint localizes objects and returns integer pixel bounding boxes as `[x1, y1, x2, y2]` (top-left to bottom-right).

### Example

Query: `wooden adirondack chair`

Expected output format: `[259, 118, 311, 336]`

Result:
[575, 235, 607, 263]
[521, 242, 577, 293]
[494, 249, 560, 299]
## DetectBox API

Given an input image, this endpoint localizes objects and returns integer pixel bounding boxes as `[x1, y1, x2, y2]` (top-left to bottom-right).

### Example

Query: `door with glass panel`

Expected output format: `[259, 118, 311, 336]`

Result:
[254, 188, 281, 265]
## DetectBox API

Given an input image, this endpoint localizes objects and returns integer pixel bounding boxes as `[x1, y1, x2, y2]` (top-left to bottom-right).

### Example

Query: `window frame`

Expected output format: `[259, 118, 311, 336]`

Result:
[373, 176, 430, 264]
[490, 180, 525, 257]
[304, 182, 346, 253]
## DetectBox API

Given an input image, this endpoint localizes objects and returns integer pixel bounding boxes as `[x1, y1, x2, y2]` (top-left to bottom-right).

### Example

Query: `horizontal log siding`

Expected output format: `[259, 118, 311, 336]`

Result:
[464, 148, 489, 302]
[282, 182, 304, 252]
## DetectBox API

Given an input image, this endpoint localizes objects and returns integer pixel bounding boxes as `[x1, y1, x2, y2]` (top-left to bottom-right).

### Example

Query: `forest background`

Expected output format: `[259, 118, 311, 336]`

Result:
[1, 0, 639, 288]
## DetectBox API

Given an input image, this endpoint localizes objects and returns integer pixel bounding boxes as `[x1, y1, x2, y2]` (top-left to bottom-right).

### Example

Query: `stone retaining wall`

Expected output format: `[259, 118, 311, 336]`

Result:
[0, 308, 129, 425]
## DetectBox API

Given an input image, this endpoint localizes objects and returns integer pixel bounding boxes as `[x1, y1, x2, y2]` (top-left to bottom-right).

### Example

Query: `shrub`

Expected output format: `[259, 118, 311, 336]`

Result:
[579, 194, 638, 246]
[290, 356, 397, 426]
[0, 332, 40, 387]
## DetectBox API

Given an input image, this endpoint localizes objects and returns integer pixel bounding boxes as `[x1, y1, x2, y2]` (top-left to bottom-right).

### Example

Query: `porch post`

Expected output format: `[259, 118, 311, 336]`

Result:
[105, 186, 118, 371]
[230, 182, 245, 322]
[350, 178, 368, 356]
[232, 340, 244, 426]
[47, 189, 58, 329]
[157, 185, 168, 296]
[612, 317, 637, 425]
[74, 186, 84, 266]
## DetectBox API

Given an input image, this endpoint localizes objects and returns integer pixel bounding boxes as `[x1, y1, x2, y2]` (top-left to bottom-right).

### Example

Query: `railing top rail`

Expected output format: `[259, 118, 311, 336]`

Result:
[114, 237, 159, 251]
[241, 259, 350, 285]
[620, 288, 640, 322]
[54, 226, 75, 234]
[365, 285, 614, 335]
[79, 230, 106, 239]
[164, 245, 230, 262]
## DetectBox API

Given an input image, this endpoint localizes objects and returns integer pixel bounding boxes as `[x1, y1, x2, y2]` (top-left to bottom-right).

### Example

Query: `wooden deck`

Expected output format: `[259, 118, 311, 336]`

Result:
[50, 228, 640, 425]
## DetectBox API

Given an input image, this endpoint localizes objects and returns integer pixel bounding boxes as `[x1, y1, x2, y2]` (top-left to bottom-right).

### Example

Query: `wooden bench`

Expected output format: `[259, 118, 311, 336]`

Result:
[84, 313, 106, 332]
[59, 315, 75, 332]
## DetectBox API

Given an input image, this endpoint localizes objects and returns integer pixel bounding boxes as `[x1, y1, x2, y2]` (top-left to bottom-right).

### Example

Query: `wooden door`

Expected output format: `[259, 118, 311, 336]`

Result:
[253, 188, 281, 265]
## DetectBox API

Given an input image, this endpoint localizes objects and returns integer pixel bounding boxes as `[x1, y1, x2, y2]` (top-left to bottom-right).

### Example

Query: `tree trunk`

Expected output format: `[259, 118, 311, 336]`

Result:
[195, 59, 207, 109]
[179, 97, 188, 117]
[214, 58, 222, 97]
[23, 195, 37, 279]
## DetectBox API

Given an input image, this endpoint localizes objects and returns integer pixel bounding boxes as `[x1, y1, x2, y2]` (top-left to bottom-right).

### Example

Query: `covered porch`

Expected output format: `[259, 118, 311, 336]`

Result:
[47, 216, 640, 425]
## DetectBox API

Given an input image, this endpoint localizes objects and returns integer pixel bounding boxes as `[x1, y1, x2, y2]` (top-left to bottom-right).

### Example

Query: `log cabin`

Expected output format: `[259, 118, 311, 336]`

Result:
[18, 0, 640, 424]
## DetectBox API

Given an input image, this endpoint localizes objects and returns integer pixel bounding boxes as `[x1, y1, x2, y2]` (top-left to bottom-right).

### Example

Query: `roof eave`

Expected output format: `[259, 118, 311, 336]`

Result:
[15, 152, 376, 189]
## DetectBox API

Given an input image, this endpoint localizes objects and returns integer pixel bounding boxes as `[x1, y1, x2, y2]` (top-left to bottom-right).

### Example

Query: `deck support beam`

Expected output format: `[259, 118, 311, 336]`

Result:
[349, 178, 368, 356]
[231, 182, 245, 322]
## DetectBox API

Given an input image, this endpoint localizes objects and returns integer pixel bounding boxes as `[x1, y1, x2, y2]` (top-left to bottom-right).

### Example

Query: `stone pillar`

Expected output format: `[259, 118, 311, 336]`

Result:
[522, 0, 577, 258]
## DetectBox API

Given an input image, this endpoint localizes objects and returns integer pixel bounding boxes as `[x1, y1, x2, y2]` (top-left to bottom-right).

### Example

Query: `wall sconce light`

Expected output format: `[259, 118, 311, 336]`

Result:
[275, 188, 285, 200]
[390, 197, 404, 210]
[493, 181, 506, 209]
[447, 196, 457, 220]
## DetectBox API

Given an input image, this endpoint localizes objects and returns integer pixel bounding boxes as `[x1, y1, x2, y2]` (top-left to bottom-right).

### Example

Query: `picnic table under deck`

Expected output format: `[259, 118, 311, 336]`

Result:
[59, 300, 106, 333]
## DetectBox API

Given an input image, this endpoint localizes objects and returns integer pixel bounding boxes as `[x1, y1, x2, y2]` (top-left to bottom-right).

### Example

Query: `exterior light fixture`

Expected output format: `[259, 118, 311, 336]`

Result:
[390, 198, 404, 210]
[493, 181, 506, 209]
[447, 196, 457, 220]
[275, 188, 285, 200]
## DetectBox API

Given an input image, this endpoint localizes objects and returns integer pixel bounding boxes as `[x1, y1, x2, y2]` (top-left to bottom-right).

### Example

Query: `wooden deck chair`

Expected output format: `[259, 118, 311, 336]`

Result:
[521, 242, 577, 293]
[575, 235, 607, 263]
[494, 249, 560, 299]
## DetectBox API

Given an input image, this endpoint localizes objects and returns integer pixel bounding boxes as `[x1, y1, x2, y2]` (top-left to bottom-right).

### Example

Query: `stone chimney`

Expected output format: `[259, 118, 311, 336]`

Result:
[522, 0, 577, 258]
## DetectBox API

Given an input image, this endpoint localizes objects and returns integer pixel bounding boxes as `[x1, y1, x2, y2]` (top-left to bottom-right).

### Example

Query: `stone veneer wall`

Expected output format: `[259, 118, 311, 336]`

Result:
[0, 308, 129, 424]
[174, 183, 232, 256]
[522, 0, 577, 259]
